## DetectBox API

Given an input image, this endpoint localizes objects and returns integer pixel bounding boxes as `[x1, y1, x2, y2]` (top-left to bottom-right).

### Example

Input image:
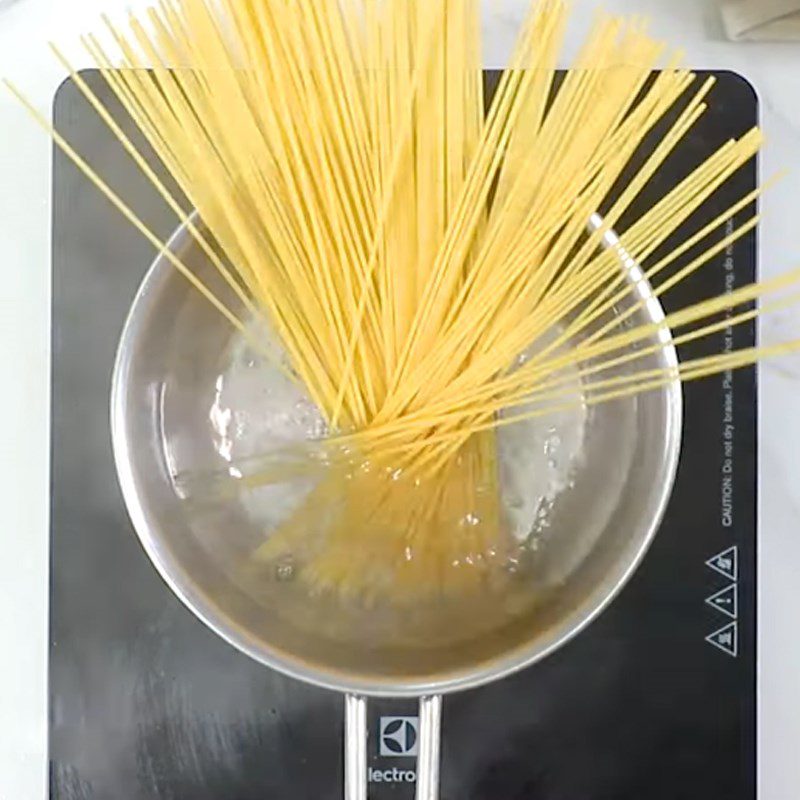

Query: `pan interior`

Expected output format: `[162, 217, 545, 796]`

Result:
[112, 224, 681, 695]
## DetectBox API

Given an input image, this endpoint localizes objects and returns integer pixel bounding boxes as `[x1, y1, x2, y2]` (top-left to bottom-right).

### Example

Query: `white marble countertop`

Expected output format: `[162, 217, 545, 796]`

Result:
[1, 0, 799, 797]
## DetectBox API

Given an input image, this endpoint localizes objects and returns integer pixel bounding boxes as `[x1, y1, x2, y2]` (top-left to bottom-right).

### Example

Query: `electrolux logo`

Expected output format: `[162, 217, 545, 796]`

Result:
[378, 716, 419, 757]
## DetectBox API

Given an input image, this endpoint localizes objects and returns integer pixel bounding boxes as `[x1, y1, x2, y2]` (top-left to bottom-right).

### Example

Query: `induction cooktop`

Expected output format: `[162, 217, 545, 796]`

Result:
[49, 70, 757, 800]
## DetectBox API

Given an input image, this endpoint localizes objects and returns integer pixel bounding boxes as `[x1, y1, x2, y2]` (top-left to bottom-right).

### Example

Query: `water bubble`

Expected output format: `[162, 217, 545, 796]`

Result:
[275, 559, 295, 582]
[311, 419, 328, 438]
[544, 433, 562, 456]
[505, 556, 521, 574]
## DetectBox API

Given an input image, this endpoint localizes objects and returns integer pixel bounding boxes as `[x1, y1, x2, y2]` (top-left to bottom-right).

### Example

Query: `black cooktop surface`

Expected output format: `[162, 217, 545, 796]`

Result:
[50, 70, 757, 799]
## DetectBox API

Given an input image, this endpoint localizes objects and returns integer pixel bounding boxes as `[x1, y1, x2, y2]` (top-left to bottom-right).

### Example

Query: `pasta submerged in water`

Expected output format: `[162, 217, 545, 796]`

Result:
[7, 1, 800, 602]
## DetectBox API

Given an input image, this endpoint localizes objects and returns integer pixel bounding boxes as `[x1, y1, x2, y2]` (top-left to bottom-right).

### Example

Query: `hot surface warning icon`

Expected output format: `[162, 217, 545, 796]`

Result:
[706, 621, 738, 658]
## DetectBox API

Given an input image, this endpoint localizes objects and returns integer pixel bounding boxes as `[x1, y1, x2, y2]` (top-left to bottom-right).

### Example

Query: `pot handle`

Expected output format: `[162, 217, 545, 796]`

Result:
[344, 693, 443, 800]
[345, 694, 368, 800]
[415, 695, 443, 800]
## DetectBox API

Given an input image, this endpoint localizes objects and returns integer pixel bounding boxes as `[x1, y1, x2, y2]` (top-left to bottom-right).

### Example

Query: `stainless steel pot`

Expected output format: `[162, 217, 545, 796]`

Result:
[111, 215, 682, 799]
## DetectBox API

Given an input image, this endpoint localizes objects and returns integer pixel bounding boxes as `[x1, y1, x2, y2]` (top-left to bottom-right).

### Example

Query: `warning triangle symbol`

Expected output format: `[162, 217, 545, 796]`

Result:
[706, 621, 738, 658]
[706, 546, 738, 582]
[706, 584, 738, 619]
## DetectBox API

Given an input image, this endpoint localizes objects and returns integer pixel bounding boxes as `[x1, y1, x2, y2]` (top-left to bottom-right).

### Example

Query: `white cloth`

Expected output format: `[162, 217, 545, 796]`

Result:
[721, 0, 800, 40]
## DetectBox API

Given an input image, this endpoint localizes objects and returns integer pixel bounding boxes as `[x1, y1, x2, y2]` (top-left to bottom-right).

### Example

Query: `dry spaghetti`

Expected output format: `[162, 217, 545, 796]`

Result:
[6, 0, 799, 602]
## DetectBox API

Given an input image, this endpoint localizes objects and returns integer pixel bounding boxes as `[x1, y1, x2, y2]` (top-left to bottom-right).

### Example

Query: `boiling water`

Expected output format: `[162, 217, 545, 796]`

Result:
[164, 318, 624, 644]
[205, 325, 587, 554]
